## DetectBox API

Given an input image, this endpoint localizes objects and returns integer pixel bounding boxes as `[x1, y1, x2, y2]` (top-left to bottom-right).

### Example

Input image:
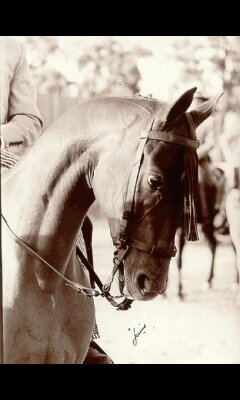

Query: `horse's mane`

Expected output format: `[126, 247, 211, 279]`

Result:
[41, 96, 167, 138]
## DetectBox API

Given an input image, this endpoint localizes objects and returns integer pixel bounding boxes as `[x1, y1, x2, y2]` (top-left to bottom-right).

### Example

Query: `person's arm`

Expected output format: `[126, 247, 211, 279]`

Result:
[0, 42, 43, 153]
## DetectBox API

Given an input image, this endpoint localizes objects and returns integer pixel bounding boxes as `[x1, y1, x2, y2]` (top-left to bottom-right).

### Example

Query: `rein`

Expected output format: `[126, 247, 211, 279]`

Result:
[1, 213, 132, 311]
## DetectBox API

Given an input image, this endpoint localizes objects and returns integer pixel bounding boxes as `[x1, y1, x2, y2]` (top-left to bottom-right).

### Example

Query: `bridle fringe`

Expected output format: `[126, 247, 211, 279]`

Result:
[183, 149, 199, 241]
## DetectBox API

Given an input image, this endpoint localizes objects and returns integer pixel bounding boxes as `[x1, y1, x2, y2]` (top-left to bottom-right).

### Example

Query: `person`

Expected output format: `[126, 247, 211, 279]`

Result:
[0, 38, 42, 158]
[0, 37, 113, 364]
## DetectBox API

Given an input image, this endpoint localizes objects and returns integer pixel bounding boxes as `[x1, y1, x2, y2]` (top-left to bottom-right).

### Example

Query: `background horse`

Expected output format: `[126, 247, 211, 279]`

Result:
[1, 88, 220, 363]
[216, 162, 240, 301]
[176, 162, 238, 299]
[226, 188, 240, 302]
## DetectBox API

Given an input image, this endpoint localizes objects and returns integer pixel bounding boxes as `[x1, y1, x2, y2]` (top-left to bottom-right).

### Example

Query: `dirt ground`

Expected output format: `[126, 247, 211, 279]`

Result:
[90, 218, 240, 364]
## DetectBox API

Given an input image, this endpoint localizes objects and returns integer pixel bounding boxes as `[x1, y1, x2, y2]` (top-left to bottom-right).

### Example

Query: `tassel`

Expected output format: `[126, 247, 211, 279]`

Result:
[183, 149, 199, 241]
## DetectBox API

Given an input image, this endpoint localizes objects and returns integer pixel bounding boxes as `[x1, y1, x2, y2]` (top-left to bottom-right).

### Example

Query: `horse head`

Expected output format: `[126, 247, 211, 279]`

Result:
[93, 88, 222, 301]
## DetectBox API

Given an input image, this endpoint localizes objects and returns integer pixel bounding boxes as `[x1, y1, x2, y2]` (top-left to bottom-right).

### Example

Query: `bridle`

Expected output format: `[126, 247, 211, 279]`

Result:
[1, 112, 200, 314]
[109, 112, 200, 274]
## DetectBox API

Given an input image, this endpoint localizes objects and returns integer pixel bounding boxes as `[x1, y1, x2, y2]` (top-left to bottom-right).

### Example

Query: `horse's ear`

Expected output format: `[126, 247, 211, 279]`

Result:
[190, 92, 223, 127]
[165, 87, 197, 123]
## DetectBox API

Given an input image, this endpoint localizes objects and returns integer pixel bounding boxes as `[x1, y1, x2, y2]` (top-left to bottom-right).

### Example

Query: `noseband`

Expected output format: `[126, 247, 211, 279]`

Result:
[109, 113, 200, 269]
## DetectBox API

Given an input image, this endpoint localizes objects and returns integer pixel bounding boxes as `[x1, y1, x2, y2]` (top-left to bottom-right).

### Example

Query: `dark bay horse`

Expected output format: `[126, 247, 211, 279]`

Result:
[1, 88, 221, 363]
[226, 188, 240, 302]
[176, 162, 223, 298]
[176, 163, 238, 299]
[215, 162, 240, 301]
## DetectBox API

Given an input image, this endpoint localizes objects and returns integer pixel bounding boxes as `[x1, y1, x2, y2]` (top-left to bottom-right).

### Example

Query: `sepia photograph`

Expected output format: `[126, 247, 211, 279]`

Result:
[1, 35, 240, 364]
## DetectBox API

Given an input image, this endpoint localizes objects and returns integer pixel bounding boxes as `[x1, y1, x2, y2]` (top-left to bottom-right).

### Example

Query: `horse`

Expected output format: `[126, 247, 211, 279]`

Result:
[176, 160, 222, 298]
[226, 188, 240, 302]
[1, 87, 221, 363]
[215, 162, 240, 301]
[176, 163, 239, 299]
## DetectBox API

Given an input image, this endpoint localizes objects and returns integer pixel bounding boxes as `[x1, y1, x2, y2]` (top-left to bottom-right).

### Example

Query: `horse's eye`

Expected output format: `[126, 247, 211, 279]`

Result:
[147, 175, 163, 190]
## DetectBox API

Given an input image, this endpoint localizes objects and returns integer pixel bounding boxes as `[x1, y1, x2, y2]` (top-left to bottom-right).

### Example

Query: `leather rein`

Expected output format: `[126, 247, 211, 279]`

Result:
[1, 113, 200, 311]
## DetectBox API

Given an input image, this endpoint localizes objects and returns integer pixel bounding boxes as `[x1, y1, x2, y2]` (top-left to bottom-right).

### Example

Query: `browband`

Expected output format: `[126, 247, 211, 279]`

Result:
[141, 130, 200, 149]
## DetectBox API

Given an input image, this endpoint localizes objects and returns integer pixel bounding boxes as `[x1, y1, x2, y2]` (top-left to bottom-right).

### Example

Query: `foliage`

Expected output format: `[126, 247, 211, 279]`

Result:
[25, 36, 239, 134]
[165, 36, 240, 111]
[25, 36, 150, 99]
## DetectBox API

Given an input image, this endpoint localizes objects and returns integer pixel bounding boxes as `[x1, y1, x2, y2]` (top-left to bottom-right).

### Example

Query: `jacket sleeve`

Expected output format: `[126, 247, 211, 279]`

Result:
[0, 42, 43, 153]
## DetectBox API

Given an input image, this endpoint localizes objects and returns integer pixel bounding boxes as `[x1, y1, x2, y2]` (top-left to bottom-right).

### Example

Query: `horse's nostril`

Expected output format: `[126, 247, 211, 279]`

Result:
[137, 273, 152, 294]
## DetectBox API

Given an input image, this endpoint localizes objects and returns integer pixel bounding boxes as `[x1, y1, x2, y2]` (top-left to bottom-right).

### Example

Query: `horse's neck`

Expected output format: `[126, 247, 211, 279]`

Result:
[2, 97, 151, 269]
[2, 133, 96, 268]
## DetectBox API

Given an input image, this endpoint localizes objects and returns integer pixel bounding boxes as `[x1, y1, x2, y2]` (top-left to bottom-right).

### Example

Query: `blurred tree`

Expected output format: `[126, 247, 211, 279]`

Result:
[168, 36, 240, 129]
[25, 36, 64, 93]
[25, 36, 150, 99]
[25, 36, 239, 135]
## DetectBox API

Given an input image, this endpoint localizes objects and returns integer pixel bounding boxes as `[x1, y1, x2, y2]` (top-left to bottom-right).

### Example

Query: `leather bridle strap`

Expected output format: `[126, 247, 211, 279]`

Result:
[141, 130, 200, 149]
[112, 237, 177, 258]
[75, 246, 132, 309]
[116, 112, 157, 243]
[129, 238, 177, 258]
[117, 129, 150, 243]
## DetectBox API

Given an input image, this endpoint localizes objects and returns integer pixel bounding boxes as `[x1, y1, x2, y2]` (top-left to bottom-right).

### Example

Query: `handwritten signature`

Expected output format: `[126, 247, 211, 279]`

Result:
[130, 324, 146, 346]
